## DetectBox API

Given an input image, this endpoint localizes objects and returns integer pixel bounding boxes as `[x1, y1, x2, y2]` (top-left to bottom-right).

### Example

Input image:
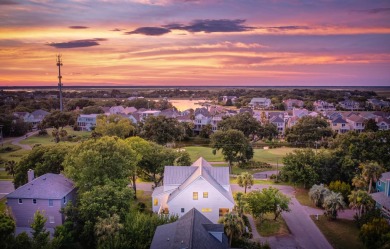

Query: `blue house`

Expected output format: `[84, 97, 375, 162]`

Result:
[371, 171, 390, 219]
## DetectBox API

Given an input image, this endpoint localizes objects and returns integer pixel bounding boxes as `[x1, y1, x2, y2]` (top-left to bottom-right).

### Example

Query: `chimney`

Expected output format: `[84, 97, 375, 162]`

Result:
[28, 169, 35, 182]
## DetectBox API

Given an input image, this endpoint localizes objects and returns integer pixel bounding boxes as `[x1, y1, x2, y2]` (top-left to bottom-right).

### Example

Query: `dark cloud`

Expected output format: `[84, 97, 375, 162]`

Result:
[111, 28, 125, 32]
[69, 26, 89, 29]
[0, 0, 18, 5]
[354, 8, 390, 14]
[261, 26, 310, 32]
[164, 19, 253, 33]
[125, 27, 171, 36]
[47, 38, 107, 49]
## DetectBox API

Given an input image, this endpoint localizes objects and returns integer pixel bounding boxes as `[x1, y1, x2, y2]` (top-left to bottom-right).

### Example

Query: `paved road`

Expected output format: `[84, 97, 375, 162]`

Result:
[0, 180, 14, 199]
[9, 131, 38, 150]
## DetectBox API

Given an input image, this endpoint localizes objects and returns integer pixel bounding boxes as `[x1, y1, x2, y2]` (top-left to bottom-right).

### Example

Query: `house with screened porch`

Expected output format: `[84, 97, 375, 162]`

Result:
[152, 157, 234, 223]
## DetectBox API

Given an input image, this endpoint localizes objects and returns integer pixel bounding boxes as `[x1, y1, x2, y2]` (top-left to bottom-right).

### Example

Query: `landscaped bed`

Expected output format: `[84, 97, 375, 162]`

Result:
[255, 213, 290, 237]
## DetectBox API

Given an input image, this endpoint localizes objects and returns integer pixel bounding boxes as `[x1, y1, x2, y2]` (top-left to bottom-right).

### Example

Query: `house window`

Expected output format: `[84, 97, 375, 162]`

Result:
[49, 199, 53, 207]
[201, 208, 212, 212]
[18, 199, 23, 204]
[378, 181, 381, 186]
[193, 192, 198, 200]
[63, 197, 66, 204]
[181, 208, 185, 213]
[219, 208, 229, 217]
[49, 216, 54, 223]
[203, 192, 208, 198]
[154, 199, 158, 206]
[33, 199, 37, 204]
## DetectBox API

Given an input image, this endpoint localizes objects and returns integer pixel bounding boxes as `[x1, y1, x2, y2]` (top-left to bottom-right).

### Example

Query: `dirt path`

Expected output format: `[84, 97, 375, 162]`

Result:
[9, 131, 38, 150]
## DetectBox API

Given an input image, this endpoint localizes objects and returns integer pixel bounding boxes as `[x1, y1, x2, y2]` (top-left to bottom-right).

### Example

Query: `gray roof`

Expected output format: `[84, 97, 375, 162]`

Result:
[332, 117, 347, 124]
[270, 116, 284, 123]
[7, 173, 75, 199]
[150, 208, 229, 249]
[31, 109, 49, 118]
[380, 172, 390, 181]
[371, 192, 390, 210]
[164, 166, 197, 185]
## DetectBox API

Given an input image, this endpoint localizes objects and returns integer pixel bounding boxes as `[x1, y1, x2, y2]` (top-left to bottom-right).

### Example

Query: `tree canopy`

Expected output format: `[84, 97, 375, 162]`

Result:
[285, 116, 333, 145]
[95, 114, 135, 139]
[218, 112, 261, 138]
[140, 115, 183, 145]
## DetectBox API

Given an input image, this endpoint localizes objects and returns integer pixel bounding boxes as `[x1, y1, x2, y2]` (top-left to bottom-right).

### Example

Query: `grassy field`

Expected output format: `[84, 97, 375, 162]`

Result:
[311, 215, 364, 249]
[0, 143, 29, 163]
[0, 170, 13, 180]
[20, 128, 91, 147]
[0, 198, 6, 213]
[184, 146, 297, 164]
[256, 213, 290, 237]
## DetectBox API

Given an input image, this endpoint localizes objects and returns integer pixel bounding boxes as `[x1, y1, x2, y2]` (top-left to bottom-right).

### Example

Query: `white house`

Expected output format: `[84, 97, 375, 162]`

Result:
[152, 158, 234, 223]
[283, 99, 304, 110]
[249, 98, 272, 109]
[193, 113, 212, 133]
[77, 114, 98, 131]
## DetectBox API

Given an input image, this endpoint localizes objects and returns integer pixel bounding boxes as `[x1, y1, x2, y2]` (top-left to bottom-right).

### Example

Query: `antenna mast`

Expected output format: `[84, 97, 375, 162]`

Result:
[56, 54, 63, 111]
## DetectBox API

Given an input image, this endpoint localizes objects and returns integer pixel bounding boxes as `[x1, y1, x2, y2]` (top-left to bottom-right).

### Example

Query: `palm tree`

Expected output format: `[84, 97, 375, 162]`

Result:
[309, 184, 330, 208]
[323, 191, 346, 220]
[237, 172, 254, 193]
[5, 160, 16, 177]
[234, 192, 245, 218]
[361, 161, 384, 193]
[348, 190, 374, 219]
[352, 174, 367, 190]
[218, 212, 244, 247]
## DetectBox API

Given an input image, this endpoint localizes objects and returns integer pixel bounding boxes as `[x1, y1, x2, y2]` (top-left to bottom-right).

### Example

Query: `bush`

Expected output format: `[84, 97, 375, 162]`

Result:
[239, 161, 272, 169]
[232, 238, 270, 249]
[0, 146, 14, 153]
[38, 129, 48, 136]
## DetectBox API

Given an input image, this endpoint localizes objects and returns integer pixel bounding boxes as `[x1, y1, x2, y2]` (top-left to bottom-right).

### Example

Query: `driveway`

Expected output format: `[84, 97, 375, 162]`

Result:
[9, 131, 38, 150]
[232, 184, 332, 249]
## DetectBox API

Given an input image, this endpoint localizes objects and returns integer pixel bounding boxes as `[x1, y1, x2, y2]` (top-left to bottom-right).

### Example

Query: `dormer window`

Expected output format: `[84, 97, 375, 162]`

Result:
[18, 199, 23, 204]
[33, 199, 37, 204]
[63, 196, 66, 204]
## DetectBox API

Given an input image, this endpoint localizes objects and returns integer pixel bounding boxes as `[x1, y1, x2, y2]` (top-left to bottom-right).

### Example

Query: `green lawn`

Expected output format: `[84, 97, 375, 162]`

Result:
[0, 198, 6, 213]
[255, 213, 290, 237]
[183, 146, 297, 164]
[0, 143, 29, 163]
[0, 170, 13, 180]
[311, 215, 364, 249]
[295, 188, 317, 208]
[21, 128, 91, 147]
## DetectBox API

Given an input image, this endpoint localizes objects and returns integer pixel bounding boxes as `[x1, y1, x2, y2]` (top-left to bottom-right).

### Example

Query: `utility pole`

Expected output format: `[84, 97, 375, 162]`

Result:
[56, 54, 63, 111]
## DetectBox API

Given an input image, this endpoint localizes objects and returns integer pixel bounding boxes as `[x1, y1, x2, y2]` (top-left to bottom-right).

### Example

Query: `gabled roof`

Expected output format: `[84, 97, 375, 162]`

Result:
[191, 157, 212, 168]
[332, 117, 347, 124]
[31, 109, 49, 118]
[167, 161, 233, 204]
[150, 208, 229, 249]
[270, 116, 284, 123]
[347, 114, 365, 123]
[379, 172, 390, 181]
[7, 173, 75, 199]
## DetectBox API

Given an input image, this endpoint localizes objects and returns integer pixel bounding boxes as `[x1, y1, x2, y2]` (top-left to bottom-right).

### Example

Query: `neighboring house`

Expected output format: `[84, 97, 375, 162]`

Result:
[193, 113, 212, 133]
[376, 117, 390, 131]
[292, 108, 308, 118]
[339, 99, 361, 111]
[109, 106, 125, 115]
[6, 171, 76, 229]
[283, 99, 304, 110]
[139, 110, 161, 121]
[25, 109, 50, 128]
[152, 158, 234, 223]
[211, 114, 224, 132]
[150, 208, 229, 249]
[346, 114, 365, 132]
[177, 114, 193, 123]
[367, 99, 390, 110]
[77, 114, 98, 131]
[371, 172, 390, 219]
[249, 98, 272, 109]
[222, 96, 237, 104]
[313, 100, 336, 112]
[269, 115, 285, 135]
[329, 117, 350, 134]
[123, 106, 137, 114]
[160, 108, 181, 119]
[13, 112, 30, 120]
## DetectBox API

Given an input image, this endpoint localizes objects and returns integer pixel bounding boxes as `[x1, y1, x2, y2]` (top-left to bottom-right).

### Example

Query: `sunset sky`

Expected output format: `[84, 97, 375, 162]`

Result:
[0, 0, 390, 87]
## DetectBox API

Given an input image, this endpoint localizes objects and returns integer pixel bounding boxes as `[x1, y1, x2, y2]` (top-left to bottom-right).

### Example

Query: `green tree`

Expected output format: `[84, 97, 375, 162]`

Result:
[257, 123, 278, 141]
[199, 124, 213, 138]
[218, 112, 261, 139]
[309, 184, 330, 208]
[348, 190, 375, 220]
[95, 114, 135, 139]
[285, 116, 333, 146]
[66, 99, 95, 110]
[281, 149, 319, 188]
[360, 218, 390, 249]
[328, 180, 351, 203]
[237, 172, 254, 193]
[352, 174, 367, 190]
[0, 212, 15, 249]
[234, 192, 245, 218]
[14, 232, 32, 249]
[42, 111, 75, 129]
[82, 105, 104, 114]
[323, 191, 346, 220]
[363, 119, 379, 132]
[210, 129, 253, 172]
[218, 212, 245, 247]
[64, 136, 136, 192]
[361, 161, 384, 193]
[95, 214, 123, 249]
[13, 144, 71, 188]
[140, 116, 182, 145]
[31, 210, 50, 249]
[5, 160, 16, 177]
[261, 187, 291, 220]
